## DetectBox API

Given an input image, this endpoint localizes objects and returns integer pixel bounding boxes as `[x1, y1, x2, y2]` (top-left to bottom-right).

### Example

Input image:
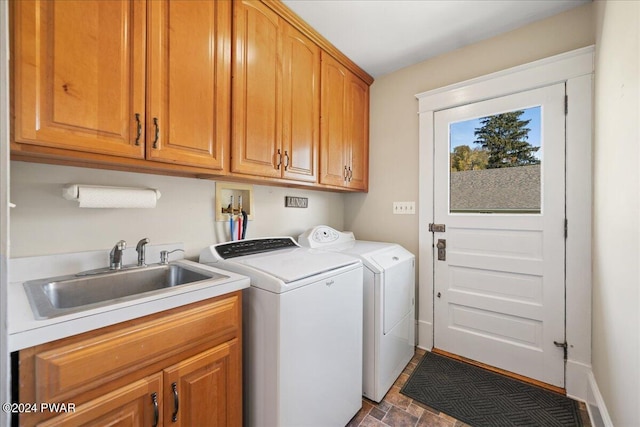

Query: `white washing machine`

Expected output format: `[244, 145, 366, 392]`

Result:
[299, 226, 415, 402]
[200, 237, 363, 427]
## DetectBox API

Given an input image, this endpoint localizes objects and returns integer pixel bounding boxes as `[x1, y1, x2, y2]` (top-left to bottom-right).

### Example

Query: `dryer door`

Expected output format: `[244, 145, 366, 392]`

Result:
[372, 250, 415, 334]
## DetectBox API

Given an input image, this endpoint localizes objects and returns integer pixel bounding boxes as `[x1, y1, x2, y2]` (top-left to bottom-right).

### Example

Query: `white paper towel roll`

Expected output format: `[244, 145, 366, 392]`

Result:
[77, 187, 159, 208]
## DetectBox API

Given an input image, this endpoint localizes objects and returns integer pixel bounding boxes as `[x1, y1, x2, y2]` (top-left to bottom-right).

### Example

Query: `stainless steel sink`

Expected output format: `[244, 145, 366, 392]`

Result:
[24, 263, 229, 319]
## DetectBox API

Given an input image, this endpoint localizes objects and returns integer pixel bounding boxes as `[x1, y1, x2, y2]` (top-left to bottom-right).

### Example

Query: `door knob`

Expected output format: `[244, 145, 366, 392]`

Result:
[436, 239, 446, 261]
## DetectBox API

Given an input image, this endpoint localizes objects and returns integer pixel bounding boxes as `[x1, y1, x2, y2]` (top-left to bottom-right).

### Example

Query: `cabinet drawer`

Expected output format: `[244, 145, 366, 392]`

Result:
[32, 294, 240, 404]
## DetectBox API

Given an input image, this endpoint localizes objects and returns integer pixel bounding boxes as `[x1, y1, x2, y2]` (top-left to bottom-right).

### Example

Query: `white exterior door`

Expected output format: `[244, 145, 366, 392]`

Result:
[433, 84, 566, 387]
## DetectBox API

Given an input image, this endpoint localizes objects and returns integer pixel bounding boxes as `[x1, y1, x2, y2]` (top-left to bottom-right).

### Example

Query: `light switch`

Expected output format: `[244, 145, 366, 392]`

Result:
[393, 201, 415, 215]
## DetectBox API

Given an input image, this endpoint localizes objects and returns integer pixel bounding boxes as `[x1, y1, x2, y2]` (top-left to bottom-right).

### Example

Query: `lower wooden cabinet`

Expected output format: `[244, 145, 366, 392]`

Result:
[37, 374, 163, 427]
[17, 293, 242, 427]
[164, 340, 241, 427]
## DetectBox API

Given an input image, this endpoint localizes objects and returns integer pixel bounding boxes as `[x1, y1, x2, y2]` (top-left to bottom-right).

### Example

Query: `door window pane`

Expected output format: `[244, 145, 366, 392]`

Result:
[449, 107, 541, 214]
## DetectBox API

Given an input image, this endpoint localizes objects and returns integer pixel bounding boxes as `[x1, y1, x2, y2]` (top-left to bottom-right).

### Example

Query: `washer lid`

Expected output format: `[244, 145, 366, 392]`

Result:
[340, 243, 411, 273]
[234, 248, 359, 283]
[370, 246, 415, 270]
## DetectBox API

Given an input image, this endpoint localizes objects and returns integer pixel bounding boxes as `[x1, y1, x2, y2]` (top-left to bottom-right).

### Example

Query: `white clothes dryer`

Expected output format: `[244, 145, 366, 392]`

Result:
[299, 226, 415, 402]
[200, 237, 363, 427]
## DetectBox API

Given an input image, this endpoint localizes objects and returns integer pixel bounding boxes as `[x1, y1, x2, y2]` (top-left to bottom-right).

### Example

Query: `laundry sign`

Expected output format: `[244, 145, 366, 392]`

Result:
[285, 196, 308, 208]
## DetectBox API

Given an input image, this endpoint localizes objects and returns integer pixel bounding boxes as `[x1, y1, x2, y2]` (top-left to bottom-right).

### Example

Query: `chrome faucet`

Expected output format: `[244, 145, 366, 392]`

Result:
[136, 238, 150, 267]
[109, 240, 127, 270]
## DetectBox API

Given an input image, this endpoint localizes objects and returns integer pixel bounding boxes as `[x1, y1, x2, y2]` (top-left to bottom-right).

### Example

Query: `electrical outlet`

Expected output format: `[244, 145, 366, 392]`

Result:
[393, 201, 416, 215]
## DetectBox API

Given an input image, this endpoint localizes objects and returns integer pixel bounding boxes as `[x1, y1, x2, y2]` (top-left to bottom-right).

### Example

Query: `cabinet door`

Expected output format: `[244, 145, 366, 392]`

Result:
[231, 0, 282, 178]
[281, 24, 319, 183]
[346, 75, 369, 191]
[37, 374, 162, 427]
[320, 54, 370, 190]
[12, 0, 146, 158]
[319, 53, 348, 187]
[147, 0, 231, 170]
[163, 340, 241, 427]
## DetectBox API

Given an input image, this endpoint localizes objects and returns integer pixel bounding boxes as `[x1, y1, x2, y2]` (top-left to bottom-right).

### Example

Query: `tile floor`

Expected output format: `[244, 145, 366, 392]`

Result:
[347, 348, 592, 427]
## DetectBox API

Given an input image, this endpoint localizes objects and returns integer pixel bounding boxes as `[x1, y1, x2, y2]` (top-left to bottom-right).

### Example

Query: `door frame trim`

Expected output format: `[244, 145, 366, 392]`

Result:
[415, 46, 594, 401]
[0, 2, 9, 425]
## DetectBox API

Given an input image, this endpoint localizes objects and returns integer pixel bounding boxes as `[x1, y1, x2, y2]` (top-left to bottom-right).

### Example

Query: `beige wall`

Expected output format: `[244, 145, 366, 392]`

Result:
[592, 1, 640, 425]
[10, 161, 344, 259]
[344, 3, 594, 257]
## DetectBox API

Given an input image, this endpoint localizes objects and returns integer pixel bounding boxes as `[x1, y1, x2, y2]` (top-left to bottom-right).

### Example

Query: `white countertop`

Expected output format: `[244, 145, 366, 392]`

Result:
[8, 244, 250, 351]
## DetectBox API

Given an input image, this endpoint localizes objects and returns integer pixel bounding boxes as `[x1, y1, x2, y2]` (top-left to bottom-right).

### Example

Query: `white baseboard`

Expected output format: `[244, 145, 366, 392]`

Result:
[417, 319, 432, 349]
[566, 359, 592, 401]
[586, 372, 614, 427]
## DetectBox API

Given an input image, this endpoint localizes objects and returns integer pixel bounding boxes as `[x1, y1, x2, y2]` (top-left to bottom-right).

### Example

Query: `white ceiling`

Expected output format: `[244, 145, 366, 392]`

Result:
[282, 0, 590, 78]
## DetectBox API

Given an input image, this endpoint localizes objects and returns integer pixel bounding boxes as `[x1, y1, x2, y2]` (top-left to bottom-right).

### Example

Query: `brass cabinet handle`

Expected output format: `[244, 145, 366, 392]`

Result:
[284, 150, 289, 170]
[151, 392, 159, 427]
[171, 382, 179, 422]
[152, 117, 159, 149]
[134, 113, 142, 146]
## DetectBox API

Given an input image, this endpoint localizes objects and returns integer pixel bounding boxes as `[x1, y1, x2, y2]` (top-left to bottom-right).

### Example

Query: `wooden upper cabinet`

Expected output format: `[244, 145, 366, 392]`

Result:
[12, 0, 146, 158]
[320, 54, 349, 187]
[232, 0, 281, 178]
[147, 0, 231, 170]
[12, 0, 231, 171]
[281, 24, 319, 183]
[320, 53, 369, 191]
[232, 0, 319, 182]
[11, 0, 368, 188]
[345, 76, 369, 191]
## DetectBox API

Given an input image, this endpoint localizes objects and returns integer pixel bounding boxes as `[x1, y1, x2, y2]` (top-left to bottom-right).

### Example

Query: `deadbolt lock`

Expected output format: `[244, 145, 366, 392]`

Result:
[429, 223, 446, 233]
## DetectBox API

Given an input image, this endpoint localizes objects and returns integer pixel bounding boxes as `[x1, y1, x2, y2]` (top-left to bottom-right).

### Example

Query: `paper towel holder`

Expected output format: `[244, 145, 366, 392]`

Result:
[63, 184, 161, 204]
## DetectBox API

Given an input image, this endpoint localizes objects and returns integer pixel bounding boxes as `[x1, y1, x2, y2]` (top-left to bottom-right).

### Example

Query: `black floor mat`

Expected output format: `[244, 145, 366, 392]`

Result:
[400, 352, 583, 427]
